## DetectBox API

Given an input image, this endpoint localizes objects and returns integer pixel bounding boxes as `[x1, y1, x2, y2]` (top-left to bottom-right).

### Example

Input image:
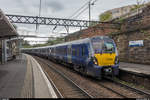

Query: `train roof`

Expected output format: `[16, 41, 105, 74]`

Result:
[22, 36, 110, 50]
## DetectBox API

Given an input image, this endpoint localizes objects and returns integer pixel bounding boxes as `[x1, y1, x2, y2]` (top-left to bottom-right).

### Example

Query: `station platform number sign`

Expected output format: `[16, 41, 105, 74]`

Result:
[129, 40, 144, 47]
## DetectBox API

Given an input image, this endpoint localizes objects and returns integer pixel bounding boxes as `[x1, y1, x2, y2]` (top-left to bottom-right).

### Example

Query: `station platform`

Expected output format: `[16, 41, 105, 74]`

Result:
[0, 54, 57, 98]
[119, 62, 150, 89]
[119, 62, 150, 76]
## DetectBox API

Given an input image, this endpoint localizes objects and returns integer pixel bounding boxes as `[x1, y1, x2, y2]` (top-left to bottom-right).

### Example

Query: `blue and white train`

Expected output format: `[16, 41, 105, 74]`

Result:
[22, 36, 119, 79]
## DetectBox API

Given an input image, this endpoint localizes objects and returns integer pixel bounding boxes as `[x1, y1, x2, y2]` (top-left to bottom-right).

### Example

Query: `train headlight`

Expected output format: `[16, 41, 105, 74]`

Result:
[115, 56, 119, 64]
[91, 57, 98, 65]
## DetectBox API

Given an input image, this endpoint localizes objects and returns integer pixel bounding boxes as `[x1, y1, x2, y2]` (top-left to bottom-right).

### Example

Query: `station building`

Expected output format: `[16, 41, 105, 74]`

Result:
[0, 9, 18, 64]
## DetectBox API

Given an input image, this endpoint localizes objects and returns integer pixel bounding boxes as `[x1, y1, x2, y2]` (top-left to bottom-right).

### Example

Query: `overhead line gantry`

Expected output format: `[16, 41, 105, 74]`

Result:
[6, 14, 119, 28]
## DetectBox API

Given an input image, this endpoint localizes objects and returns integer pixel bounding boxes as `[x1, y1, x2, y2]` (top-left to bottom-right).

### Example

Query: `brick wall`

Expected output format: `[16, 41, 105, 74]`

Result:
[66, 5, 150, 65]
[113, 29, 150, 64]
[112, 5, 150, 64]
[66, 23, 119, 41]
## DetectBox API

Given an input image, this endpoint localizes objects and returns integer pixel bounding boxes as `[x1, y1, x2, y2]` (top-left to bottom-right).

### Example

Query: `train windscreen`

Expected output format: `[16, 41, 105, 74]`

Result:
[91, 37, 115, 54]
[103, 41, 115, 53]
[91, 37, 103, 54]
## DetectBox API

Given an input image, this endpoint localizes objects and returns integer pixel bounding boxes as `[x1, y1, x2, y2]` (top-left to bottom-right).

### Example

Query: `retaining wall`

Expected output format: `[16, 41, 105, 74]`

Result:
[65, 5, 150, 65]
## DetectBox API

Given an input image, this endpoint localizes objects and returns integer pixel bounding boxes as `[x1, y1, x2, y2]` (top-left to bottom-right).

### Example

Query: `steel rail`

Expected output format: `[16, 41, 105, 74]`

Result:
[104, 76, 150, 97]
[35, 56, 63, 98]
[35, 56, 93, 98]
[43, 68, 64, 98]
[97, 82, 127, 98]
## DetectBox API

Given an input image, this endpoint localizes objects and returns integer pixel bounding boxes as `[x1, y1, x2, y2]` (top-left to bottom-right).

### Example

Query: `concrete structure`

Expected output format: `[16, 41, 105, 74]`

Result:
[6, 38, 22, 60]
[119, 62, 150, 90]
[120, 62, 150, 75]
[108, 5, 135, 19]
[0, 40, 7, 64]
[0, 9, 18, 64]
[0, 9, 17, 38]
[100, 2, 150, 21]
[0, 54, 57, 98]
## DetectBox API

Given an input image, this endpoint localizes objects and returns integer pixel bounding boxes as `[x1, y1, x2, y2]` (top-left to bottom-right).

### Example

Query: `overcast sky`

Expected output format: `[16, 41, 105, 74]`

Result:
[0, 0, 148, 44]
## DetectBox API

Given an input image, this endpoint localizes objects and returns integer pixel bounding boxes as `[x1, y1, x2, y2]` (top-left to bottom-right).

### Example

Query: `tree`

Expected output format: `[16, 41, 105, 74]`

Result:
[99, 12, 112, 22]
[46, 37, 65, 45]
[13, 24, 17, 30]
[89, 21, 98, 27]
[22, 40, 31, 48]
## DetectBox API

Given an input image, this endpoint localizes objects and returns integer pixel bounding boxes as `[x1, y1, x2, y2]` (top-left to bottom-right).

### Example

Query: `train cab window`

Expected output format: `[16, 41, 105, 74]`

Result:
[103, 41, 115, 53]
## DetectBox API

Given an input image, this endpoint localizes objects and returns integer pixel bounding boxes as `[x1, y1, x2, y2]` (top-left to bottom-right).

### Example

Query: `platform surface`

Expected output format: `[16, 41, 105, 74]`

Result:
[120, 62, 150, 75]
[0, 55, 27, 98]
[0, 54, 57, 98]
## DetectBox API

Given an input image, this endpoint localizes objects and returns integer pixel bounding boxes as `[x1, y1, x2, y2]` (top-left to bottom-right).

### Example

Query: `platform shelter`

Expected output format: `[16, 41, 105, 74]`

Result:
[0, 9, 18, 64]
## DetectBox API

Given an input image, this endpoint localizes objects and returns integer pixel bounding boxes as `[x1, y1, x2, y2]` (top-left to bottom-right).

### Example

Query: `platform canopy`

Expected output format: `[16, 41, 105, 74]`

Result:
[0, 9, 18, 39]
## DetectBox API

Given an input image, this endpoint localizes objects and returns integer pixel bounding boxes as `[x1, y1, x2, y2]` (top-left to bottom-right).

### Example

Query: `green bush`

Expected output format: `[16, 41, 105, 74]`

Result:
[99, 12, 112, 21]
[89, 22, 98, 27]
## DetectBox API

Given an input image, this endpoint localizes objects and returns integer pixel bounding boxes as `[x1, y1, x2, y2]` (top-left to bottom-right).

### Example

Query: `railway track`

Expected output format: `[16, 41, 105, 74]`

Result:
[104, 76, 150, 97]
[33, 56, 148, 98]
[97, 82, 127, 98]
[35, 56, 93, 98]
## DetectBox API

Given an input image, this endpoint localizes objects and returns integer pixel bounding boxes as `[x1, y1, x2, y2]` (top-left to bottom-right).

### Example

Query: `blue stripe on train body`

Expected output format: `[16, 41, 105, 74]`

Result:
[71, 43, 89, 67]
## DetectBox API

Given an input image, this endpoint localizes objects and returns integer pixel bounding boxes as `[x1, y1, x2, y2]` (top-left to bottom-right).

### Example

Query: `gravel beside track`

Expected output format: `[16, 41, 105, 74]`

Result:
[35, 56, 92, 98]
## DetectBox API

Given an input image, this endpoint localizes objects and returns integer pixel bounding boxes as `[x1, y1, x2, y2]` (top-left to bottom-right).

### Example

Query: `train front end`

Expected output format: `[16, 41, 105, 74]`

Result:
[90, 36, 119, 78]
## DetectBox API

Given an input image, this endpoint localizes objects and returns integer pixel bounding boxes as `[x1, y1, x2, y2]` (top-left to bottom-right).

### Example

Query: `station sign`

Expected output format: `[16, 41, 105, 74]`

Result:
[129, 40, 144, 47]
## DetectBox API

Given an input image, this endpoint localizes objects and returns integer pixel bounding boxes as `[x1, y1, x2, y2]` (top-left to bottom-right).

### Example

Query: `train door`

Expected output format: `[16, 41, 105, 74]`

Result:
[76, 45, 82, 66]
[80, 44, 85, 66]
[67, 45, 72, 63]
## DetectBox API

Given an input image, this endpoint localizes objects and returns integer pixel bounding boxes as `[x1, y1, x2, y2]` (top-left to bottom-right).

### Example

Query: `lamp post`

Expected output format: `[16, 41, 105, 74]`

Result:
[89, 0, 95, 22]
[39, 0, 42, 17]
[89, 1, 91, 22]
[36, 0, 42, 32]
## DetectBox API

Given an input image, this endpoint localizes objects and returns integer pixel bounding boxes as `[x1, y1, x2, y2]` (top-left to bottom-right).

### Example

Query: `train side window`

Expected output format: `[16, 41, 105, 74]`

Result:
[76, 48, 78, 56]
[72, 48, 76, 56]
[68, 47, 71, 55]
[79, 47, 81, 56]
[47, 48, 49, 53]
[67, 48, 69, 55]
[62, 48, 64, 55]
[82, 46, 85, 57]
[69, 48, 70, 55]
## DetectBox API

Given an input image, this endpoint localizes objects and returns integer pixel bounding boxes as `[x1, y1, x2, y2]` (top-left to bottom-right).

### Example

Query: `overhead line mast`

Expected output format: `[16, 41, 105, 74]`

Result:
[36, 0, 42, 32]
[89, 0, 98, 22]
[53, 0, 93, 35]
